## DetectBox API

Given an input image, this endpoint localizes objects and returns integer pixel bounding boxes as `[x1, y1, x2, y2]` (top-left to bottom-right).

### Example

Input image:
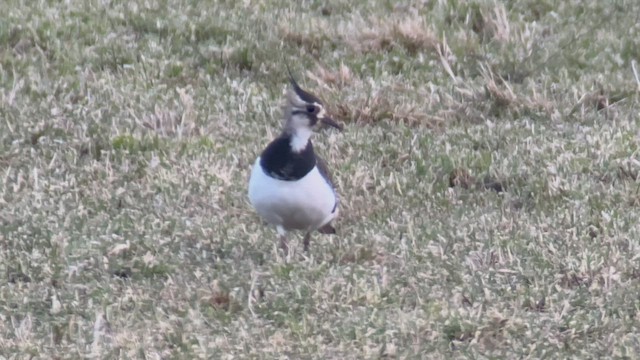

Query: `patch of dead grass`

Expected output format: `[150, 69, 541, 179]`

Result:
[307, 64, 445, 128]
[342, 15, 439, 54]
[3, 0, 640, 358]
[479, 63, 555, 115]
[333, 89, 437, 127]
[280, 27, 331, 55]
[308, 62, 554, 129]
[306, 63, 353, 90]
[472, 4, 512, 44]
[136, 87, 201, 138]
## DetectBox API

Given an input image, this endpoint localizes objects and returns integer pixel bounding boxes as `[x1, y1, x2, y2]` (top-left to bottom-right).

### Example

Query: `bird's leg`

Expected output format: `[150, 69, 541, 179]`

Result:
[303, 232, 311, 252]
[279, 235, 289, 252]
[276, 226, 289, 253]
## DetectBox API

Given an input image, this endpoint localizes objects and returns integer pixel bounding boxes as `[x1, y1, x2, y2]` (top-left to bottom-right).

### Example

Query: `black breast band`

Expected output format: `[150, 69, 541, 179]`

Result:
[260, 136, 316, 181]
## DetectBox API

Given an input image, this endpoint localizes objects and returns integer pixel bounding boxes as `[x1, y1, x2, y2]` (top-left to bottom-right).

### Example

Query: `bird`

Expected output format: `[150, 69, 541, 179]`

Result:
[248, 70, 342, 253]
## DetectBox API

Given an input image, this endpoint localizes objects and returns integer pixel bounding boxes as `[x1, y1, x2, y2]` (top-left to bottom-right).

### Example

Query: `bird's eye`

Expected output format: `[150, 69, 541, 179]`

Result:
[306, 106, 316, 113]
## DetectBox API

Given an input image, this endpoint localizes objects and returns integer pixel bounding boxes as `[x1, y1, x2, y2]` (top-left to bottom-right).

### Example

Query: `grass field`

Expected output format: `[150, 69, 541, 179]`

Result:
[1, 0, 640, 358]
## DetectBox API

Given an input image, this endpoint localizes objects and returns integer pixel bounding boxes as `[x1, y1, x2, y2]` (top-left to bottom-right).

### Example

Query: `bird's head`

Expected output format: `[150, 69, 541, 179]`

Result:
[283, 71, 342, 139]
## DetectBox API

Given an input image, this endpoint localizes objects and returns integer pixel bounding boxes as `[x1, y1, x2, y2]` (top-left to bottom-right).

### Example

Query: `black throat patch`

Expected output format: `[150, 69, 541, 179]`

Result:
[260, 135, 316, 181]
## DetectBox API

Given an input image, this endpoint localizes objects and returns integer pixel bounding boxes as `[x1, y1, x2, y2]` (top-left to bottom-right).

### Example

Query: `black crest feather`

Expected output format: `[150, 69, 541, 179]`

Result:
[286, 65, 323, 105]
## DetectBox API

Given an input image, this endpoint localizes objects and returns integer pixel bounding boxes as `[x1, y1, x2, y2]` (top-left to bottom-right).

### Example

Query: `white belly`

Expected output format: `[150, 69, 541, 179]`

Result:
[248, 157, 338, 231]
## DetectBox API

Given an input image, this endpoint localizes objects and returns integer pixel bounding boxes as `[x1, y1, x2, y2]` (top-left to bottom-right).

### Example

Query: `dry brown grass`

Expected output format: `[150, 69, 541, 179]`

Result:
[342, 15, 440, 54]
[308, 61, 554, 130]
[2, 0, 640, 358]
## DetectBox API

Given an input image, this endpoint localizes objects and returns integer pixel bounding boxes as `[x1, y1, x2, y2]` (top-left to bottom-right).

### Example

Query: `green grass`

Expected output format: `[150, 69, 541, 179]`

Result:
[1, 0, 640, 358]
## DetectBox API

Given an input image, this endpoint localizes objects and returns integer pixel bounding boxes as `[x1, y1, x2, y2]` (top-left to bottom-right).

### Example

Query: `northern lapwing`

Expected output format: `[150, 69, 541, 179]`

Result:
[248, 71, 342, 253]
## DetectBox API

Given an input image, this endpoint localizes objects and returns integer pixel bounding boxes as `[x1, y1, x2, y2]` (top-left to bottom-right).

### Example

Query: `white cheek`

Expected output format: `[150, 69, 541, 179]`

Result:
[314, 102, 326, 119]
[291, 114, 309, 127]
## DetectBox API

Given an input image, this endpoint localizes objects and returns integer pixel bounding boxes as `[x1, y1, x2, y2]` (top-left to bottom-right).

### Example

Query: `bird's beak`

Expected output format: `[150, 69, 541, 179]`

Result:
[320, 115, 343, 131]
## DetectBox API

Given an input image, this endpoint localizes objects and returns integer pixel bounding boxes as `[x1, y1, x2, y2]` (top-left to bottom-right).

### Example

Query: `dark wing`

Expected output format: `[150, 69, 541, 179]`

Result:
[316, 155, 339, 235]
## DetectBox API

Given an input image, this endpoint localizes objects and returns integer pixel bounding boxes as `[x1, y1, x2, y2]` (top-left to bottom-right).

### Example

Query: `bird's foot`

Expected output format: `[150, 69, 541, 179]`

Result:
[318, 223, 336, 234]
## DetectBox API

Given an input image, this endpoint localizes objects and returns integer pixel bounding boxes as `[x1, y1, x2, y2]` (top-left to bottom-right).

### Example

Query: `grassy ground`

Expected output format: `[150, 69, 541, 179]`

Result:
[1, 0, 640, 358]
